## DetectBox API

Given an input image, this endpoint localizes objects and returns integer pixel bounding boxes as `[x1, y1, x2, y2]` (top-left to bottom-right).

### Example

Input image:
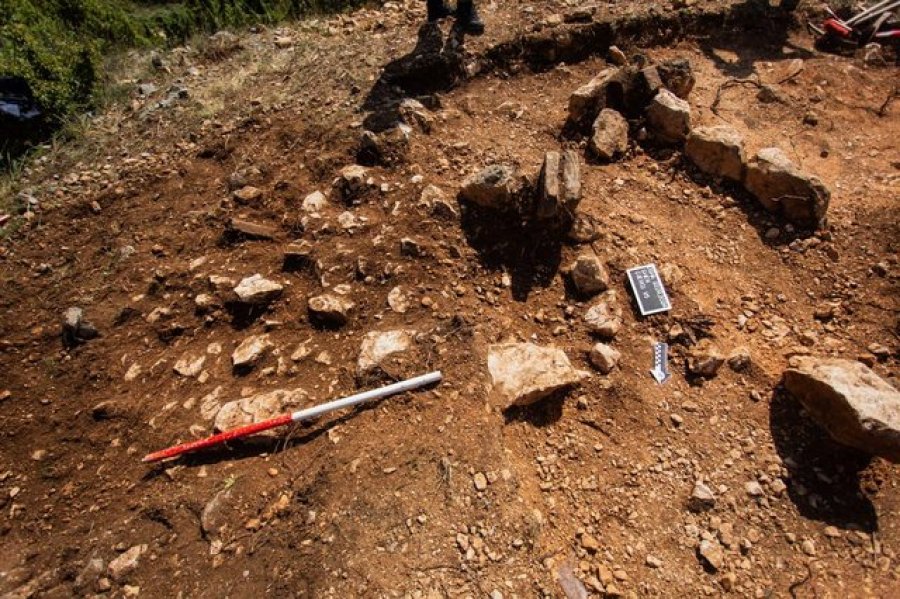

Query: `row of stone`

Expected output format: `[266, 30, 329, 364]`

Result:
[566, 57, 831, 229]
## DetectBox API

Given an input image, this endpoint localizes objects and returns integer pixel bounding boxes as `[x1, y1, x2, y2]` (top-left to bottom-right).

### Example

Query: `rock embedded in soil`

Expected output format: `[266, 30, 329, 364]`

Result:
[698, 539, 724, 571]
[173, 352, 205, 377]
[108, 544, 147, 582]
[228, 218, 278, 240]
[727, 347, 751, 372]
[743, 147, 830, 228]
[357, 329, 418, 379]
[568, 213, 601, 244]
[358, 125, 410, 166]
[62, 306, 99, 347]
[420, 184, 458, 219]
[301, 190, 327, 213]
[459, 164, 521, 211]
[487, 343, 588, 407]
[308, 293, 355, 326]
[334, 165, 371, 204]
[687, 345, 725, 378]
[589, 108, 629, 161]
[535, 150, 581, 221]
[233, 274, 283, 305]
[232, 185, 262, 205]
[568, 253, 609, 296]
[685, 125, 745, 182]
[398, 98, 434, 133]
[584, 293, 622, 339]
[646, 89, 691, 143]
[687, 481, 716, 512]
[232, 334, 273, 370]
[214, 389, 307, 436]
[783, 356, 900, 462]
[589, 343, 621, 374]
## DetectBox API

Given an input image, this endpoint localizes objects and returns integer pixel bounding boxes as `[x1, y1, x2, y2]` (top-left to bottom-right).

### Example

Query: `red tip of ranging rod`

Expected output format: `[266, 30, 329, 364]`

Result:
[142, 413, 293, 463]
[142, 370, 442, 463]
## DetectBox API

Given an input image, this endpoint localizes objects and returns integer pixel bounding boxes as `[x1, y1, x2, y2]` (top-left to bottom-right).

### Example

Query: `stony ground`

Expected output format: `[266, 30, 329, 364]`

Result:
[1, 1, 898, 598]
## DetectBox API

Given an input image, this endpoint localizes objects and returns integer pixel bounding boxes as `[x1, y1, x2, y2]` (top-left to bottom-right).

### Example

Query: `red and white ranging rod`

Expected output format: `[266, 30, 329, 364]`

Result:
[143, 371, 443, 463]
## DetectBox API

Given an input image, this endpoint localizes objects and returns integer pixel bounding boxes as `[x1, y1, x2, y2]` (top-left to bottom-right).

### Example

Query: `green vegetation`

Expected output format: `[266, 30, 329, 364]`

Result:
[0, 0, 367, 165]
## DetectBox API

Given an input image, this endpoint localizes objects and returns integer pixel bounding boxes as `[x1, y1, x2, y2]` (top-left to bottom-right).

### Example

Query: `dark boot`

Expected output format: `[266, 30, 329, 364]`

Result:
[427, 0, 453, 22]
[456, 0, 485, 35]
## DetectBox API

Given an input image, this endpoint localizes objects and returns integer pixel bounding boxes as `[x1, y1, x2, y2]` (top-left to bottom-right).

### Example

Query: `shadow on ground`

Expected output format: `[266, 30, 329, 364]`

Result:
[769, 385, 878, 532]
[459, 200, 564, 302]
[361, 22, 467, 132]
[698, 0, 814, 79]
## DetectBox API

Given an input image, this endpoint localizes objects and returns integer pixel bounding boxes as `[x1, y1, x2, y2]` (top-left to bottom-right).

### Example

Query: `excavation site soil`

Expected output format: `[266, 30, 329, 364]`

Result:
[1, 1, 898, 597]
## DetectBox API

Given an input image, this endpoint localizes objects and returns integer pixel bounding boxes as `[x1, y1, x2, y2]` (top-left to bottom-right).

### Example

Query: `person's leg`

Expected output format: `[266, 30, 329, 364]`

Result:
[427, 0, 453, 22]
[456, 0, 485, 34]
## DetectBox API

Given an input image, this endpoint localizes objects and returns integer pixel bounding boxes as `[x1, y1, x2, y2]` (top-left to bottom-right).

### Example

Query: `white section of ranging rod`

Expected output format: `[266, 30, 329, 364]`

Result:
[290, 371, 443, 423]
[847, 0, 900, 26]
[847, 0, 894, 23]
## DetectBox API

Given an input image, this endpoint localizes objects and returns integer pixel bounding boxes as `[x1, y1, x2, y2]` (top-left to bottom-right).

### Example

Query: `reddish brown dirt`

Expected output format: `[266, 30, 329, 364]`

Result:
[1, 1, 898, 597]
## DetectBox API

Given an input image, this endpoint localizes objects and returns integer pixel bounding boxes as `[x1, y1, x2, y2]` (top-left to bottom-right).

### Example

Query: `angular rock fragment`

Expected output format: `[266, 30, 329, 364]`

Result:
[584, 294, 622, 339]
[174, 352, 205, 377]
[459, 164, 521, 211]
[358, 125, 411, 166]
[589, 108, 629, 161]
[228, 218, 278, 240]
[308, 293, 355, 327]
[567, 213, 601, 244]
[420, 184, 458, 219]
[233, 274, 283, 305]
[698, 539, 724, 571]
[232, 185, 262, 205]
[686, 345, 725, 378]
[301, 190, 327, 213]
[657, 58, 695, 99]
[488, 343, 588, 407]
[398, 98, 434, 133]
[647, 89, 691, 143]
[743, 147, 830, 228]
[62, 306, 99, 347]
[334, 165, 371, 204]
[687, 481, 716, 513]
[685, 125, 745, 182]
[282, 241, 315, 271]
[589, 343, 621, 374]
[535, 150, 581, 221]
[108, 545, 147, 582]
[357, 329, 418, 379]
[783, 357, 900, 462]
[214, 389, 307, 436]
[232, 334, 273, 370]
[568, 67, 621, 125]
[568, 253, 609, 296]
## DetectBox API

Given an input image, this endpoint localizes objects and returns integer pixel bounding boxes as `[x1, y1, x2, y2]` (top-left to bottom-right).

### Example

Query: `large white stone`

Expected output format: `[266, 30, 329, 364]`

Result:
[233, 274, 283, 305]
[784, 357, 900, 462]
[357, 329, 418, 377]
[214, 389, 307, 436]
[232, 334, 273, 370]
[488, 343, 588, 407]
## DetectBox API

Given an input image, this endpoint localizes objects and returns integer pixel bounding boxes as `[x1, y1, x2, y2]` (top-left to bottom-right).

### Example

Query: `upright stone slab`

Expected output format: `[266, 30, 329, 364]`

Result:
[646, 89, 691, 143]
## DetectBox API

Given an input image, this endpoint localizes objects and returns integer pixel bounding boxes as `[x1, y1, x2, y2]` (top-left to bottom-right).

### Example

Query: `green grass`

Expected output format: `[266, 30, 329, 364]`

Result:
[0, 0, 370, 170]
